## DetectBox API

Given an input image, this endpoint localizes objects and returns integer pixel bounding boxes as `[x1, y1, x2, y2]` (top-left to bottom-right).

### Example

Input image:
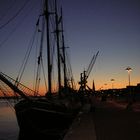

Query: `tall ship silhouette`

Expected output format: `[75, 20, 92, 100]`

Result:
[0, 0, 98, 139]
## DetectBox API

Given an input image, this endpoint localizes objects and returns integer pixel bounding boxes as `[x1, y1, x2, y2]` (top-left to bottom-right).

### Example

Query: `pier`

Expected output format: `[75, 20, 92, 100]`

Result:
[64, 104, 96, 140]
[64, 97, 140, 140]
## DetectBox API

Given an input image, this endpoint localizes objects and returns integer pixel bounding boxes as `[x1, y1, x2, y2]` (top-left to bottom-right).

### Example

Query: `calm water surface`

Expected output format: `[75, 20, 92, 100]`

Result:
[0, 100, 19, 140]
[0, 100, 63, 140]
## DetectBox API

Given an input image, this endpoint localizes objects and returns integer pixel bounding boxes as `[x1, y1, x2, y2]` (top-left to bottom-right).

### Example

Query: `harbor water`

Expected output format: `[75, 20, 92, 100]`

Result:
[0, 100, 66, 140]
[0, 100, 19, 140]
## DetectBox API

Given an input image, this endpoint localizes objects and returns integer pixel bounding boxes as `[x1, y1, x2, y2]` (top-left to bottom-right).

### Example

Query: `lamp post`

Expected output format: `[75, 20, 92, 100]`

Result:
[125, 67, 132, 86]
[104, 83, 107, 90]
[111, 79, 115, 89]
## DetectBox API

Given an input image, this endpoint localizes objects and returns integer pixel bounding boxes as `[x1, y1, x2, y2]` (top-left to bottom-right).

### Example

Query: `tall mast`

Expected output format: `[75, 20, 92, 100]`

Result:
[61, 8, 67, 89]
[45, 0, 52, 96]
[55, 0, 61, 95]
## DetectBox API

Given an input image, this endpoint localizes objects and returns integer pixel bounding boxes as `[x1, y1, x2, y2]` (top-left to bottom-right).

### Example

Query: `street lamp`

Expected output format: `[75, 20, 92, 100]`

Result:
[111, 79, 115, 89]
[125, 67, 132, 86]
[104, 83, 107, 90]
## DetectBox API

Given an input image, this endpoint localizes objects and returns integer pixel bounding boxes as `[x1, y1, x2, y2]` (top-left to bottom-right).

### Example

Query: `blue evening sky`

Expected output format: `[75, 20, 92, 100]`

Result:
[0, 0, 140, 91]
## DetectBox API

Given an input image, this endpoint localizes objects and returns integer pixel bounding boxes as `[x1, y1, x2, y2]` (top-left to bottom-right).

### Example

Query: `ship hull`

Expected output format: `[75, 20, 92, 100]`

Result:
[15, 99, 79, 139]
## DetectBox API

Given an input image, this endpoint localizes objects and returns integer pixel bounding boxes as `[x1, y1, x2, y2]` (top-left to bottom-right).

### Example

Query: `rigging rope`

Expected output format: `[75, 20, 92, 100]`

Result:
[65, 50, 76, 89]
[0, 0, 17, 21]
[0, 0, 30, 30]
[0, 0, 36, 49]
[0, 85, 15, 111]
[16, 27, 38, 85]
[34, 16, 45, 95]
[41, 59, 48, 93]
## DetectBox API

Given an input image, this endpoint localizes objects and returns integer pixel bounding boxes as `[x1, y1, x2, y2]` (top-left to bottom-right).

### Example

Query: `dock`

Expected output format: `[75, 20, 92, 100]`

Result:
[64, 103, 97, 140]
[64, 98, 140, 140]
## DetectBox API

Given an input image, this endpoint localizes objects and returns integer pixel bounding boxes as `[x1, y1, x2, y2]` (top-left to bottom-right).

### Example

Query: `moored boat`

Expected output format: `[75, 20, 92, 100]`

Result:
[0, 0, 82, 139]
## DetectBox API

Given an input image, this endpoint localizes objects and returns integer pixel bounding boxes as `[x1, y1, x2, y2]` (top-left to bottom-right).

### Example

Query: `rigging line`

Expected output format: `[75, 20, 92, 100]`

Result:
[16, 27, 38, 84]
[50, 18, 56, 57]
[44, 31, 56, 93]
[0, 0, 17, 21]
[0, 82, 11, 96]
[49, 0, 57, 31]
[33, 0, 45, 92]
[33, 0, 53, 94]
[50, 33, 56, 67]
[47, 16, 57, 69]
[41, 58, 48, 93]
[33, 32, 40, 94]
[0, 1, 36, 49]
[34, 16, 45, 95]
[65, 50, 76, 88]
[51, 38, 57, 92]
[0, 0, 30, 30]
[33, 28, 40, 93]
[0, 85, 15, 111]
[51, 62, 56, 92]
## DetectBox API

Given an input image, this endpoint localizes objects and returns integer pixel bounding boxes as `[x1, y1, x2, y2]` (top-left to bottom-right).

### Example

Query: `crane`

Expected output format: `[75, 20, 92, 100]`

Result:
[78, 51, 99, 94]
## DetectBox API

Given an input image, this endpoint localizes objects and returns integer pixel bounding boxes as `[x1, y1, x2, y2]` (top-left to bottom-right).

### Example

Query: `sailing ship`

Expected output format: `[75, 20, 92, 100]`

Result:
[0, 0, 82, 139]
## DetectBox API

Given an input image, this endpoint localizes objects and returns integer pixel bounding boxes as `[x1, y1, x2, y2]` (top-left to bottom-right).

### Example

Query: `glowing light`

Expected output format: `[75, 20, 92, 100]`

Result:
[125, 66, 132, 86]
[111, 79, 115, 89]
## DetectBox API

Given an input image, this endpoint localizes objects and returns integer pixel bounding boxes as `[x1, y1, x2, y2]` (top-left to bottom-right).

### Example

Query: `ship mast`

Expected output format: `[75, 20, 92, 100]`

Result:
[55, 0, 61, 96]
[45, 0, 67, 96]
[45, 0, 52, 96]
[61, 8, 67, 89]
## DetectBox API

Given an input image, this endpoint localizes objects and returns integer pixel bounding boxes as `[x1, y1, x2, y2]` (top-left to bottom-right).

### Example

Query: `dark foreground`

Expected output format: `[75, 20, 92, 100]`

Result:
[64, 97, 140, 140]
[93, 98, 140, 140]
[1, 98, 140, 140]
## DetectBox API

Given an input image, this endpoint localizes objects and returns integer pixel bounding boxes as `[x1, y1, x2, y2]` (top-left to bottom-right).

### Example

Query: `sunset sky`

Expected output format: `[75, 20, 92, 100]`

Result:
[0, 0, 140, 93]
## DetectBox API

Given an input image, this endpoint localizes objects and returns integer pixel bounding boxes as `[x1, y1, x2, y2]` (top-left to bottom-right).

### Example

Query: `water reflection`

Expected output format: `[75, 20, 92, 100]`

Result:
[0, 100, 64, 140]
[0, 100, 19, 140]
